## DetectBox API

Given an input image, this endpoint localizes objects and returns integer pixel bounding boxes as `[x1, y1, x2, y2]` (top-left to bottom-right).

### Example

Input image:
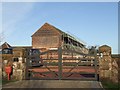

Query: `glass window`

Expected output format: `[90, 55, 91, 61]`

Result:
[2, 48, 13, 54]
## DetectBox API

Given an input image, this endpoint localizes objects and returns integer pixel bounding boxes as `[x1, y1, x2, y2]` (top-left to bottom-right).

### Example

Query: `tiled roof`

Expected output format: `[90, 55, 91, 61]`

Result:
[1, 42, 11, 49]
[32, 23, 63, 37]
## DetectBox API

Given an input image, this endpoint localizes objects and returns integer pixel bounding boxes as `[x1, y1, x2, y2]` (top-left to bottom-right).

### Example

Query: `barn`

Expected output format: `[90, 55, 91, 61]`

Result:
[32, 23, 88, 54]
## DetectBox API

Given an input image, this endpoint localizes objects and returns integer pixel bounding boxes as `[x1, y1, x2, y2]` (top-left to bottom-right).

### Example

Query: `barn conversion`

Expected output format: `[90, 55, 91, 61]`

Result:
[32, 23, 88, 54]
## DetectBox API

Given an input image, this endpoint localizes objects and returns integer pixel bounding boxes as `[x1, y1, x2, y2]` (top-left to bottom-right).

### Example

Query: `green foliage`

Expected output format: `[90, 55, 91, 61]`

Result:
[2, 79, 17, 85]
[101, 81, 119, 90]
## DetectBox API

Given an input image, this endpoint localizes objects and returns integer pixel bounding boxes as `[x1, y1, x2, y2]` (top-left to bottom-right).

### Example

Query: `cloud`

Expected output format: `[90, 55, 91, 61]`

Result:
[2, 2, 35, 42]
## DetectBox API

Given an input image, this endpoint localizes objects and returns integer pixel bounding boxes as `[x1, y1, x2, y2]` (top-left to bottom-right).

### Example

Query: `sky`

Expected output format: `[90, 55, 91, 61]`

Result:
[1, 1, 118, 54]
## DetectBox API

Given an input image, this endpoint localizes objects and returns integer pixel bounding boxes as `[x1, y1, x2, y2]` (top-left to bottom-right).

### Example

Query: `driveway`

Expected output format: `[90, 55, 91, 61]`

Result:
[2, 80, 103, 89]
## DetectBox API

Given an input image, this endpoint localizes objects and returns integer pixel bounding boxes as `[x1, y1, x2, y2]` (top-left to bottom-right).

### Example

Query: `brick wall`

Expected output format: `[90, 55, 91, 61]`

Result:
[32, 36, 61, 49]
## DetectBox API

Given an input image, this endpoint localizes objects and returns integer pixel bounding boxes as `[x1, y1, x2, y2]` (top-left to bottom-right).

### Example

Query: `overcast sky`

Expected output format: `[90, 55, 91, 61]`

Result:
[1, 2, 118, 54]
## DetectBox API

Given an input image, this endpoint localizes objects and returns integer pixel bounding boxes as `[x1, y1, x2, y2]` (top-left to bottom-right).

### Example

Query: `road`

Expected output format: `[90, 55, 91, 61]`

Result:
[2, 80, 103, 89]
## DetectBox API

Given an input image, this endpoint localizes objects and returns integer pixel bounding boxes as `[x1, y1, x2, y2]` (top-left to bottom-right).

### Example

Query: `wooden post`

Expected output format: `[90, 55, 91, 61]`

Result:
[58, 47, 62, 80]
[25, 49, 30, 80]
[94, 49, 98, 81]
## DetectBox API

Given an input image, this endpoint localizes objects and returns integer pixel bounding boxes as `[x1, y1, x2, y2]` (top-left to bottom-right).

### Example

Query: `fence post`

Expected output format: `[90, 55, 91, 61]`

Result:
[58, 47, 62, 80]
[25, 49, 30, 80]
[94, 49, 98, 81]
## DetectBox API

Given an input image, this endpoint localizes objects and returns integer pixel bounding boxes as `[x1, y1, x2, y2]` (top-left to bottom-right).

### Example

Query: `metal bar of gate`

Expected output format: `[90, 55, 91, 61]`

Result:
[58, 47, 62, 80]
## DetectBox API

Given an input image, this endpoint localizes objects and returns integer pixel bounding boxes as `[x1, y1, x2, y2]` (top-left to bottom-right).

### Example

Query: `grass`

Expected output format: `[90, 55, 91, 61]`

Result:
[2, 79, 17, 85]
[0, 80, 2, 85]
[101, 81, 120, 90]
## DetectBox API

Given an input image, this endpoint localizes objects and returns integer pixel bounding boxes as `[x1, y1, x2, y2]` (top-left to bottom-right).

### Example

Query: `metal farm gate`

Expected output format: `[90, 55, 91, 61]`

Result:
[26, 47, 98, 80]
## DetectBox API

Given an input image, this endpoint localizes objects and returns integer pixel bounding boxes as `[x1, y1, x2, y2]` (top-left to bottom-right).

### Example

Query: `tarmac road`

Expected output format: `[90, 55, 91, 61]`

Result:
[2, 80, 103, 89]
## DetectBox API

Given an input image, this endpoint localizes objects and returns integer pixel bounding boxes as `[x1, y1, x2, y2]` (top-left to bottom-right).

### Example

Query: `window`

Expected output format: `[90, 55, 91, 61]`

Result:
[2, 48, 13, 54]
[13, 58, 19, 62]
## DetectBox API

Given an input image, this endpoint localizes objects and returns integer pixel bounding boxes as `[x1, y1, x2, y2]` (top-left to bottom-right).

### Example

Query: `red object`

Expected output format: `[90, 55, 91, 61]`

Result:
[5, 66, 12, 80]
